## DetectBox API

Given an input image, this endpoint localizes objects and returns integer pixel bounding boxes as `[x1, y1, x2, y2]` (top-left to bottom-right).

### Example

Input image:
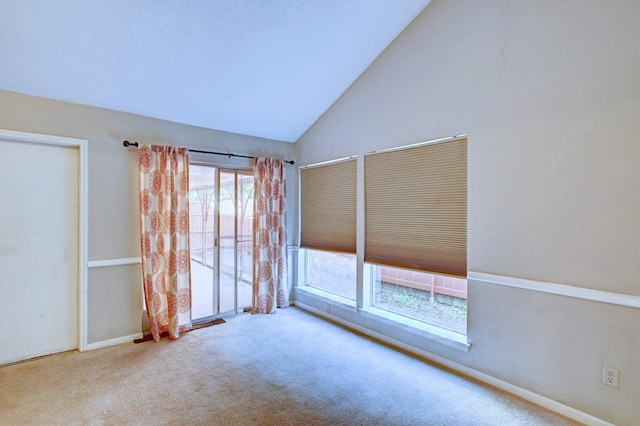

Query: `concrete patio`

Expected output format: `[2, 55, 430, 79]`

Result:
[190, 256, 252, 321]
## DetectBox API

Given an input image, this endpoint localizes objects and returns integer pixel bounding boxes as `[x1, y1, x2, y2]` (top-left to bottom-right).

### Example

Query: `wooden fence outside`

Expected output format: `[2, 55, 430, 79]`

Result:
[377, 266, 467, 300]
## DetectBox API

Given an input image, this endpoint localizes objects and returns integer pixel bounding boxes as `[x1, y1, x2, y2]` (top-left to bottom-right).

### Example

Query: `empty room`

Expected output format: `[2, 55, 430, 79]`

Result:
[1, 1, 638, 425]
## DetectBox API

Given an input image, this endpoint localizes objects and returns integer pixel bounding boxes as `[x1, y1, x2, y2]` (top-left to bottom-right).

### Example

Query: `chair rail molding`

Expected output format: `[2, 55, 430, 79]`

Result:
[468, 271, 640, 309]
[87, 257, 141, 268]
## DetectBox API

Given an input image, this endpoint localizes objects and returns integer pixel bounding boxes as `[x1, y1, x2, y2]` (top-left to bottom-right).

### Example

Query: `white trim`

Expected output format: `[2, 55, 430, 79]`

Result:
[0, 128, 84, 148]
[78, 135, 89, 352]
[358, 306, 470, 352]
[87, 257, 142, 268]
[355, 154, 367, 308]
[295, 285, 469, 351]
[84, 333, 143, 351]
[365, 134, 468, 156]
[189, 158, 253, 172]
[0, 129, 90, 353]
[296, 286, 357, 312]
[299, 155, 357, 169]
[294, 302, 613, 426]
[468, 271, 640, 309]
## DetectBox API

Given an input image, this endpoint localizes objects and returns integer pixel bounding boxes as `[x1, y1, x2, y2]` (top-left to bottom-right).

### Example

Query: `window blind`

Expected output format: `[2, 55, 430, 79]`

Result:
[300, 158, 357, 253]
[364, 138, 467, 277]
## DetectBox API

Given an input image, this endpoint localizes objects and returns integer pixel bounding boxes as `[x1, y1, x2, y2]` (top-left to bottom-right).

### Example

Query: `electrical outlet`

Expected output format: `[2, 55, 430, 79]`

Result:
[603, 366, 619, 388]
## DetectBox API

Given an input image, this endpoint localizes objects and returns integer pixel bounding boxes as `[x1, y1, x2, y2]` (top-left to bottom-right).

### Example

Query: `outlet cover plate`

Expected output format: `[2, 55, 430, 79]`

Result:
[603, 366, 619, 388]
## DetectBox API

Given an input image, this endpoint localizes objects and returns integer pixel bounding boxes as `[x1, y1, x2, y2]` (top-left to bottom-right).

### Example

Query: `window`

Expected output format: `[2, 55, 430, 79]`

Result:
[298, 136, 468, 339]
[371, 264, 467, 333]
[305, 249, 356, 300]
[364, 138, 467, 277]
[300, 158, 357, 253]
[364, 137, 467, 332]
[299, 158, 357, 299]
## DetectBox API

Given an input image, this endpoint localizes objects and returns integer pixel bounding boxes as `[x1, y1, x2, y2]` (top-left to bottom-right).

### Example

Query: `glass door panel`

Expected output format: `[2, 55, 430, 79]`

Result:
[189, 165, 216, 320]
[218, 170, 236, 314]
[236, 170, 254, 311]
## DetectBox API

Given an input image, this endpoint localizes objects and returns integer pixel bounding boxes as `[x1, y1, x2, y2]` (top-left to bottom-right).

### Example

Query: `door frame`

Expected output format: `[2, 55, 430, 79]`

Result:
[0, 129, 89, 351]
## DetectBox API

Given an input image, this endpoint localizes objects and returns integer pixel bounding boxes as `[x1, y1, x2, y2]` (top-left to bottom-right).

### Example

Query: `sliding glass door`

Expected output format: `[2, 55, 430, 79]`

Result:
[189, 165, 254, 321]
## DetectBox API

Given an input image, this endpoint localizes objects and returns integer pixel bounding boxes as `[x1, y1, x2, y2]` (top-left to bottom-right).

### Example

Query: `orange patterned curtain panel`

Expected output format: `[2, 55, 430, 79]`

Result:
[138, 145, 192, 341]
[252, 158, 289, 314]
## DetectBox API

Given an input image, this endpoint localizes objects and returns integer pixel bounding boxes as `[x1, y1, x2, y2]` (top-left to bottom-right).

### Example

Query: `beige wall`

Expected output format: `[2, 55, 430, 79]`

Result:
[296, 1, 640, 424]
[0, 90, 295, 344]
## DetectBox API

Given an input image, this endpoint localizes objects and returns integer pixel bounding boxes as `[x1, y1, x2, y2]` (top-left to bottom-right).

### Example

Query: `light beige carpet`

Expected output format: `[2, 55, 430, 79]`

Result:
[0, 307, 580, 425]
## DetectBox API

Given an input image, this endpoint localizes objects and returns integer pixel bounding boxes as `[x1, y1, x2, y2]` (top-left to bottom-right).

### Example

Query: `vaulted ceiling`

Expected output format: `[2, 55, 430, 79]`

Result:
[0, 0, 430, 142]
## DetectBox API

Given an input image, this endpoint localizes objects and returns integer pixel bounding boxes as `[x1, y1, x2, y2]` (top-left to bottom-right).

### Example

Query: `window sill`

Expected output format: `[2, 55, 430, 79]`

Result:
[295, 286, 357, 311]
[358, 306, 470, 352]
[294, 286, 470, 353]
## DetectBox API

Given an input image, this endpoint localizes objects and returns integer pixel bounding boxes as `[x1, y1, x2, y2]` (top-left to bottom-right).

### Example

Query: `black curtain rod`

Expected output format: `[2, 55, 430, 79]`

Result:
[123, 140, 294, 165]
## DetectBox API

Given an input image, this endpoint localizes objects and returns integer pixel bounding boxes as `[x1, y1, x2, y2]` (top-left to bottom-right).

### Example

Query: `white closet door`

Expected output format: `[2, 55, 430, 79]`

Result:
[0, 139, 79, 364]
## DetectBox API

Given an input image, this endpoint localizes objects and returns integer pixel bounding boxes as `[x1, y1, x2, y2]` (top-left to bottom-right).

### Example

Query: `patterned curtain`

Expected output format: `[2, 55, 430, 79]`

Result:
[252, 158, 289, 314]
[138, 145, 192, 341]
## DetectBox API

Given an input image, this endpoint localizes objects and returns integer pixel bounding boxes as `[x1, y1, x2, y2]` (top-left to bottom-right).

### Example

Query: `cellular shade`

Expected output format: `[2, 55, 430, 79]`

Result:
[364, 138, 467, 277]
[300, 159, 356, 253]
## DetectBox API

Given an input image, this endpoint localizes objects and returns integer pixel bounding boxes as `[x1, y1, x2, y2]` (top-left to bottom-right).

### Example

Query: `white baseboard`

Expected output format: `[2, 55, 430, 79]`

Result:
[294, 301, 613, 426]
[84, 333, 143, 351]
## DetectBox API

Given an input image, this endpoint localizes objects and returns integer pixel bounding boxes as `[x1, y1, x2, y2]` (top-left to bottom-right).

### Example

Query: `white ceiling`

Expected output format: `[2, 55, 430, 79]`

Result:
[0, 0, 430, 142]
